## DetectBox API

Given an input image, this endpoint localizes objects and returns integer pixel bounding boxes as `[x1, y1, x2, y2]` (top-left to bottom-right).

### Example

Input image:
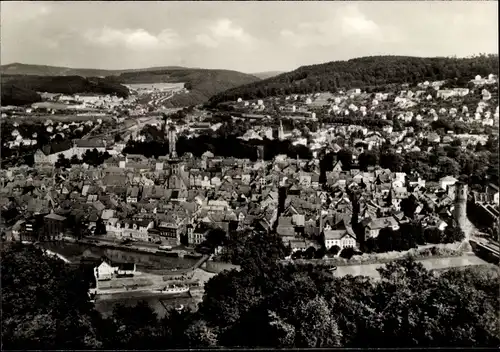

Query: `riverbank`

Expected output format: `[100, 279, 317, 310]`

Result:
[290, 244, 466, 267]
[333, 254, 489, 279]
[93, 268, 215, 317]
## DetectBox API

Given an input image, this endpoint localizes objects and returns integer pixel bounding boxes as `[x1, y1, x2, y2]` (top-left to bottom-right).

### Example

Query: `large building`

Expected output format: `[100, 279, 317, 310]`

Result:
[34, 139, 106, 164]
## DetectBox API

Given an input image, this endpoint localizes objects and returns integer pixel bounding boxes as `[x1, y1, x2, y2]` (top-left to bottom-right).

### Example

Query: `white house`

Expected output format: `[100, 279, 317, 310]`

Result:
[439, 176, 458, 190]
[324, 229, 357, 251]
[94, 259, 136, 282]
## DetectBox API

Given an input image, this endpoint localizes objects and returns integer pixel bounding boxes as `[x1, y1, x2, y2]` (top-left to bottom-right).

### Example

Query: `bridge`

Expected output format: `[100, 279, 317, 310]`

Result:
[190, 254, 211, 271]
[470, 239, 500, 259]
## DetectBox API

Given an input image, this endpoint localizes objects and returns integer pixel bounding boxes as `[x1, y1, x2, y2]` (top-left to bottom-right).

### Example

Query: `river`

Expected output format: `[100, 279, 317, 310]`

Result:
[40, 242, 199, 272]
[40, 242, 203, 316]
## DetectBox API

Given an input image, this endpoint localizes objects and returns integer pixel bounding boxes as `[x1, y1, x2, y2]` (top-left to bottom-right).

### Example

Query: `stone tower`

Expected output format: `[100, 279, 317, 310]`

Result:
[454, 183, 468, 231]
[168, 125, 177, 159]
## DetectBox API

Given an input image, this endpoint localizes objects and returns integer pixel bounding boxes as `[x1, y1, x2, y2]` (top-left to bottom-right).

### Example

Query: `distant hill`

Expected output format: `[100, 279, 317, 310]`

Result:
[252, 71, 285, 80]
[209, 55, 499, 105]
[1, 75, 129, 106]
[1, 63, 261, 107]
[0, 63, 188, 77]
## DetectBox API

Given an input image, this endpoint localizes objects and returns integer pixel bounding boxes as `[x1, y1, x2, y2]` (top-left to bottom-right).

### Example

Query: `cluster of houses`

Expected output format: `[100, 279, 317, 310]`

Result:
[3, 148, 498, 253]
[227, 74, 498, 130]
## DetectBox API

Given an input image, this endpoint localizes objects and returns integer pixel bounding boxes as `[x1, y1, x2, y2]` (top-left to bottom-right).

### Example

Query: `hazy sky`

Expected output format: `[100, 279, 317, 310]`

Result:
[1, 1, 498, 73]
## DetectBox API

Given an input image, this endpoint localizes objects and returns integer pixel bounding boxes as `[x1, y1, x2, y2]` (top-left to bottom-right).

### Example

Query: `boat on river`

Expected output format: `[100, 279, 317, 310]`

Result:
[156, 284, 190, 294]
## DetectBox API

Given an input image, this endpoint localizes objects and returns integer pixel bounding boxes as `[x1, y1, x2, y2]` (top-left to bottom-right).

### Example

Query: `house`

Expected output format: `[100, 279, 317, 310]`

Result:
[93, 258, 136, 281]
[110, 219, 155, 242]
[439, 176, 458, 190]
[332, 160, 343, 172]
[73, 139, 106, 158]
[156, 218, 184, 246]
[189, 225, 210, 246]
[364, 216, 400, 239]
[486, 184, 499, 204]
[126, 187, 140, 203]
[44, 212, 66, 239]
[323, 221, 357, 250]
[34, 141, 73, 164]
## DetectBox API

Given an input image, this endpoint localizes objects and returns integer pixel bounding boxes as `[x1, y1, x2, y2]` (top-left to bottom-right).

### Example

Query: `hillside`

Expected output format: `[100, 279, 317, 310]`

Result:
[252, 71, 285, 80]
[109, 68, 260, 107]
[1, 75, 130, 106]
[209, 55, 499, 105]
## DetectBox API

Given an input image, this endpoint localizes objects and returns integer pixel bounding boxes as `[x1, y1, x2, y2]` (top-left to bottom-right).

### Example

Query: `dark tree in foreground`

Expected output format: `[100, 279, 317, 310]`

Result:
[1, 243, 102, 349]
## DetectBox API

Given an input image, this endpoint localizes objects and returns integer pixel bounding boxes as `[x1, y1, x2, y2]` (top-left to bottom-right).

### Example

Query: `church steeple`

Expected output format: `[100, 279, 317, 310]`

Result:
[167, 125, 177, 159]
[278, 119, 284, 140]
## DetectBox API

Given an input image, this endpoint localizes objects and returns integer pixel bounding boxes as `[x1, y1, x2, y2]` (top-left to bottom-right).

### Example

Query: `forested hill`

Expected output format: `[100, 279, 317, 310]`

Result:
[208, 55, 499, 105]
[1, 64, 260, 107]
[1, 75, 130, 106]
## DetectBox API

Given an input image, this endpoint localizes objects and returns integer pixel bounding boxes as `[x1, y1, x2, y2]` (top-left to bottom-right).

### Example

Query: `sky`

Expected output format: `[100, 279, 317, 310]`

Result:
[1, 1, 498, 73]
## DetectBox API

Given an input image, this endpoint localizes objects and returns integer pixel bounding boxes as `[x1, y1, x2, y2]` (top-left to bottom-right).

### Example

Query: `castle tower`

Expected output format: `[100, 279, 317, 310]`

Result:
[454, 183, 468, 231]
[167, 125, 177, 159]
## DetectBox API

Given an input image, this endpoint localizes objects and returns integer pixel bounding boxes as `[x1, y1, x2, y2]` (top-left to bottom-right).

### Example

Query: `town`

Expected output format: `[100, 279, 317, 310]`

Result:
[1, 1, 499, 349]
[2, 72, 499, 301]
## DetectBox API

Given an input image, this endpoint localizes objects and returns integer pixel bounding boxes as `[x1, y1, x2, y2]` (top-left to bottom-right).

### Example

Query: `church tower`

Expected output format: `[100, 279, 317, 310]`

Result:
[168, 125, 177, 159]
[278, 120, 284, 141]
[454, 183, 468, 231]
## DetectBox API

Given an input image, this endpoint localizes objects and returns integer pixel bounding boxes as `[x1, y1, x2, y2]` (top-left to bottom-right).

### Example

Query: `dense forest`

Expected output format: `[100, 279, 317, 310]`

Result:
[209, 55, 499, 105]
[1, 75, 130, 106]
[1, 82, 42, 106]
[2, 239, 499, 349]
